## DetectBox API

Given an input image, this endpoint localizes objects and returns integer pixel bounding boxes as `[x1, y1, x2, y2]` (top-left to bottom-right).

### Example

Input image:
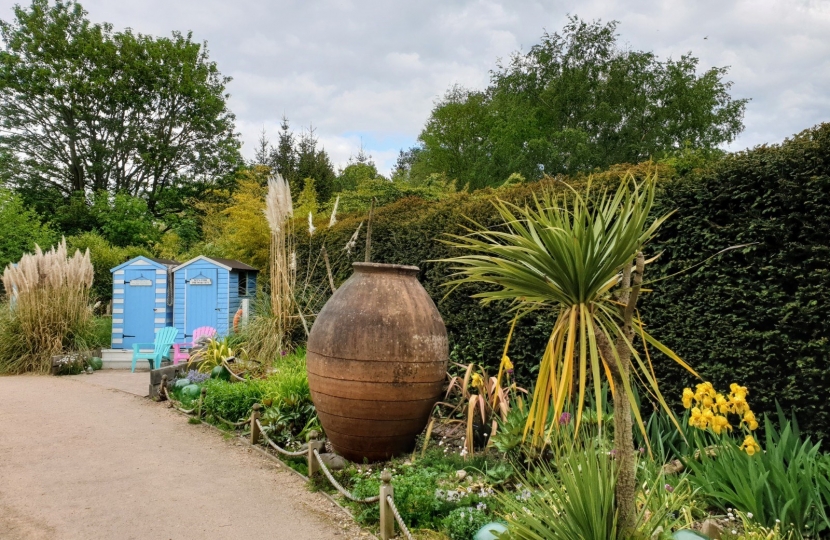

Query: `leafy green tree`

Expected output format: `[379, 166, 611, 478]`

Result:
[336, 157, 383, 193]
[0, 188, 56, 270]
[272, 116, 298, 186]
[413, 17, 748, 189]
[294, 177, 319, 218]
[256, 117, 336, 204]
[296, 126, 336, 202]
[0, 0, 241, 214]
[89, 192, 160, 247]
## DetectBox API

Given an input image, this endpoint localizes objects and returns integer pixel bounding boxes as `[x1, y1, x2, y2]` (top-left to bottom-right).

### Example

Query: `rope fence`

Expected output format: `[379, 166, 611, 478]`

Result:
[215, 415, 251, 428]
[313, 448, 380, 503]
[386, 495, 414, 540]
[158, 378, 413, 539]
[254, 418, 306, 457]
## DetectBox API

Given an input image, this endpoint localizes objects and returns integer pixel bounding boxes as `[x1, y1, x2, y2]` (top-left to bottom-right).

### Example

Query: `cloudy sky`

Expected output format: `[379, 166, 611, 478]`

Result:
[2, 0, 828, 174]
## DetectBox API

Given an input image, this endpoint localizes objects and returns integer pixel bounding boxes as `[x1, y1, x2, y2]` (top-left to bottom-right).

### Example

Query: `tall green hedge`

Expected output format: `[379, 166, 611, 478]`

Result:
[296, 123, 830, 440]
[642, 123, 830, 440]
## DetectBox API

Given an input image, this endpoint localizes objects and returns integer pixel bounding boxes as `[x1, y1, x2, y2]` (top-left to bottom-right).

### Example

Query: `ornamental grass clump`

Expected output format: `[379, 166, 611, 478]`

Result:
[0, 238, 94, 373]
[235, 174, 295, 363]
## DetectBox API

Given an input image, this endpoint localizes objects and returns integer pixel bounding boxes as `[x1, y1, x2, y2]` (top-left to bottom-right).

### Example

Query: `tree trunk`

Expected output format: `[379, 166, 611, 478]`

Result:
[612, 356, 636, 536]
[600, 252, 644, 538]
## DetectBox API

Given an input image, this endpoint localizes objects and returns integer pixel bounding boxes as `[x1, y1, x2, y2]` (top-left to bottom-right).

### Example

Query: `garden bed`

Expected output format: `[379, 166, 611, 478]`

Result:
[158, 353, 830, 540]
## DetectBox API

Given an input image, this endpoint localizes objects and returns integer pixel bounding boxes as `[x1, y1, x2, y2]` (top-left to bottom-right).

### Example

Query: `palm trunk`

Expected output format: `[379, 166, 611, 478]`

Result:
[611, 358, 636, 536]
[598, 252, 644, 537]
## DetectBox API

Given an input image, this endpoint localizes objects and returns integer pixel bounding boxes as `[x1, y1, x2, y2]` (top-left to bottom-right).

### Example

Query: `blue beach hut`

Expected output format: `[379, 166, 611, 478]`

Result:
[172, 256, 258, 341]
[110, 257, 178, 349]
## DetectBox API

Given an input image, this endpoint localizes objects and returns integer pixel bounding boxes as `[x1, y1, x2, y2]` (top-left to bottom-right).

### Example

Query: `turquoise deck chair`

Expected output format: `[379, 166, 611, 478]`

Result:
[131, 326, 178, 372]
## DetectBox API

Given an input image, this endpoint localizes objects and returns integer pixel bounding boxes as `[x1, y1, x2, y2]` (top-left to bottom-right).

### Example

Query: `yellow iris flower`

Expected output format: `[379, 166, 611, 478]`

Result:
[682, 388, 694, 409]
[711, 415, 731, 435]
[742, 410, 759, 431]
[740, 435, 761, 456]
[682, 381, 757, 438]
[689, 407, 704, 428]
[715, 394, 729, 414]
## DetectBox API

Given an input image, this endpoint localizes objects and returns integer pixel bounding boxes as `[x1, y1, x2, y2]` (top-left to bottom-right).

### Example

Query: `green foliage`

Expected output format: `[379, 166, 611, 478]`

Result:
[0, 0, 241, 225]
[191, 336, 242, 374]
[66, 232, 151, 302]
[641, 122, 830, 440]
[195, 170, 270, 272]
[233, 292, 291, 363]
[89, 192, 161, 247]
[259, 351, 316, 443]
[336, 158, 382, 192]
[684, 417, 830, 535]
[346, 450, 501, 531]
[491, 403, 529, 456]
[498, 444, 619, 540]
[202, 378, 266, 422]
[351, 466, 451, 530]
[202, 352, 313, 430]
[88, 316, 112, 348]
[256, 119, 336, 203]
[294, 177, 319, 217]
[412, 17, 747, 189]
[440, 175, 688, 450]
[328, 174, 456, 215]
[441, 507, 492, 540]
[0, 188, 56, 271]
[327, 447, 506, 533]
[498, 442, 693, 540]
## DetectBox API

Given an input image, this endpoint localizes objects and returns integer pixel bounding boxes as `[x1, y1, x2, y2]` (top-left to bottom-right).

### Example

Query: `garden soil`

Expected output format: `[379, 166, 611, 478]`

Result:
[0, 375, 370, 540]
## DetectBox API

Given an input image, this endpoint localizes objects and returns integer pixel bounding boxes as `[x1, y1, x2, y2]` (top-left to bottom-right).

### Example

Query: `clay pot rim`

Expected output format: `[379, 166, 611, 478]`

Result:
[353, 262, 420, 276]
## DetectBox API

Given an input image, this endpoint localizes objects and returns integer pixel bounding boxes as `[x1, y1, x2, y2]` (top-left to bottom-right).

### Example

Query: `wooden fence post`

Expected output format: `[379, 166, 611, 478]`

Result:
[250, 403, 261, 445]
[379, 469, 395, 540]
[307, 430, 324, 478]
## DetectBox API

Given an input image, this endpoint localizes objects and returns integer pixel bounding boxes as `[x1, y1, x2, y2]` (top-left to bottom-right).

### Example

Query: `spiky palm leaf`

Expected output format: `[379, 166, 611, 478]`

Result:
[441, 175, 698, 447]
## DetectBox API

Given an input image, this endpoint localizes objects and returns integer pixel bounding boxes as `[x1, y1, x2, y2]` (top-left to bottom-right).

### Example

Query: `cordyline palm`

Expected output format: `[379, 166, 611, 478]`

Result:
[441, 175, 697, 534]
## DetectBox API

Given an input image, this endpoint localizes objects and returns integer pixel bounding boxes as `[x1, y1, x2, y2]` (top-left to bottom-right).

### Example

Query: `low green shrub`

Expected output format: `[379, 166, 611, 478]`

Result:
[201, 352, 314, 431]
[441, 507, 492, 540]
[202, 379, 266, 422]
[260, 351, 317, 443]
[340, 448, 504, 532]
[350, 466, 452, 530]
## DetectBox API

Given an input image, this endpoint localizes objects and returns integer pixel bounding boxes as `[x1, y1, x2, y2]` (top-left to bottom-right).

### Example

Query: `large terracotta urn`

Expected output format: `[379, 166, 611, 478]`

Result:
[306, 262, 448, 462]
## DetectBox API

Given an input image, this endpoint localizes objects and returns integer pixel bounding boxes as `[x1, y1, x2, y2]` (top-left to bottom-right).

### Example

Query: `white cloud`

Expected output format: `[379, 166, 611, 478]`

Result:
[0, 0, 827, 173]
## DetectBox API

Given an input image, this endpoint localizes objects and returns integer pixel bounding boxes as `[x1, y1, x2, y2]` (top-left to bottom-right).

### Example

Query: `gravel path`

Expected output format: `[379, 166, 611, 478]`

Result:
[0, 375, 366, 540]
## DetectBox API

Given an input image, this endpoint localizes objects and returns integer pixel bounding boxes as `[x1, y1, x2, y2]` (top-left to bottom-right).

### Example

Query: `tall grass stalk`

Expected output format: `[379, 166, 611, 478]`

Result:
[264, 173, 296, 353]
[0, 239, 94, 373]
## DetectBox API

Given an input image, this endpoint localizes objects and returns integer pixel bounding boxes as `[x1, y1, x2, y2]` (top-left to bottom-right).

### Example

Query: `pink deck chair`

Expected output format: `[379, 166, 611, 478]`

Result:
[172, 326, 217, 365]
